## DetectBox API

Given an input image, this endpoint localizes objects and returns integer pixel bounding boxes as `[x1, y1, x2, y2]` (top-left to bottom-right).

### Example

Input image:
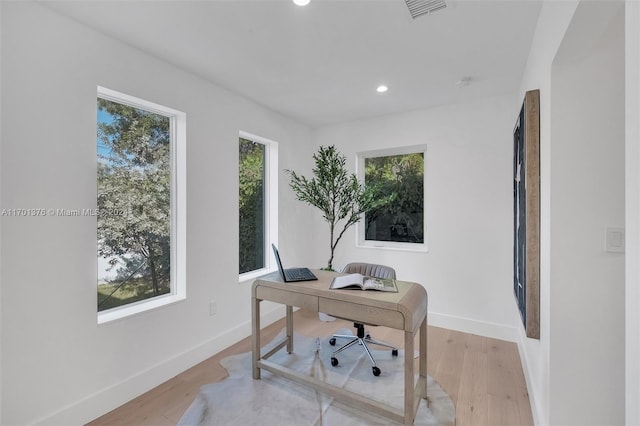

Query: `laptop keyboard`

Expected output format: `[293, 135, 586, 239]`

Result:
[285, 268, 316, 281]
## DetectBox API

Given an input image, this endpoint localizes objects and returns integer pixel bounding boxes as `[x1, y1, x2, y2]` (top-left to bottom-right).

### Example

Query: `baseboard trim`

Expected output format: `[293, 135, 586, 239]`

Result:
[34, 306, 287, 426]
[428, 311, 518, 342]
[515, 325, 545, 426]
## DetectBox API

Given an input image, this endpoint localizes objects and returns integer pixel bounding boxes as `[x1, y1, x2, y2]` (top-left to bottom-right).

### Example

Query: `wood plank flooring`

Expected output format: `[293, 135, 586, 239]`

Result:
[87, 310, 533, 425]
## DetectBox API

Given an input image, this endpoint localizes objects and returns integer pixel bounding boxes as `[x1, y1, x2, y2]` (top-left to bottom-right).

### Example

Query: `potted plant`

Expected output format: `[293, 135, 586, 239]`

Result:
[286, 145, 390, 271]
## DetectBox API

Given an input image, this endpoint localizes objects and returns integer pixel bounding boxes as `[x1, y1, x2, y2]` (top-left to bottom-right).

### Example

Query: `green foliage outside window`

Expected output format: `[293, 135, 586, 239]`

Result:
[97, 98, 171, 311]
[239, 138, 265, 274]
[365, 153, 424, 243]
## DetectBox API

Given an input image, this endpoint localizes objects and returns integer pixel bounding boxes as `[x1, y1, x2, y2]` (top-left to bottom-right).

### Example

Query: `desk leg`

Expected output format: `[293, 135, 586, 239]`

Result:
[252, 296, 261, 379]
[420, 317, 428, 398]
[286, 305, 294, 353]
[404, 330, 414, 425]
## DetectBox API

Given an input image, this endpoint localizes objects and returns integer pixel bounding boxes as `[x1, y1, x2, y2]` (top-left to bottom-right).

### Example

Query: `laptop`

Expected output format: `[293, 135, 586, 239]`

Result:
[272, 244, 318, 282]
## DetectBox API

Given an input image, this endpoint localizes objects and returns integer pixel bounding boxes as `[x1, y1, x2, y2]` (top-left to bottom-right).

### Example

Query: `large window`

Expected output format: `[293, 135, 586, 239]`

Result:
[96, 87, 186, 323]
[239, 132, 278, 279]
[357, 145, 426, 251]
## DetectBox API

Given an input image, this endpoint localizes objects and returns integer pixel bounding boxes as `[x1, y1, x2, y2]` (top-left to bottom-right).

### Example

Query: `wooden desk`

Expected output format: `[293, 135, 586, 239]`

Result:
[252, 269, 428, 425]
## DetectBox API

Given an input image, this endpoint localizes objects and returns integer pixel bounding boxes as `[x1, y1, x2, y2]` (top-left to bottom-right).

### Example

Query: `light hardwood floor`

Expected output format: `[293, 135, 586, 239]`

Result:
[87, 310, 533, 425]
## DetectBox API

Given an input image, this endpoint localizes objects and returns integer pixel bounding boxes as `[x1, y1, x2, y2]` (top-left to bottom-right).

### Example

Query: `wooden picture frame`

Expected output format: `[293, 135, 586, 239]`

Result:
[513, 89, 540, 339]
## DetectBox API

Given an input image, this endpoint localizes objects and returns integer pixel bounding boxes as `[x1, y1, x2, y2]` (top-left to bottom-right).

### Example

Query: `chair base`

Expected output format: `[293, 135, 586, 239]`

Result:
[329, 323, 398, 376]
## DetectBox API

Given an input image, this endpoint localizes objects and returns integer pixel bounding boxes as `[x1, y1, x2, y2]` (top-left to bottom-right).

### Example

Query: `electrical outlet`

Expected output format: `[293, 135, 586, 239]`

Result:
[209, 300, 217, 316]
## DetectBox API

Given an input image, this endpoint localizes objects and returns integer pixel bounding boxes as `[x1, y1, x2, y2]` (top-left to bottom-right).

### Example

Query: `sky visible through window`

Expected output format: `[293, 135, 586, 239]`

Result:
[97, 109, 113, 161]
[97, 108, 115, 282]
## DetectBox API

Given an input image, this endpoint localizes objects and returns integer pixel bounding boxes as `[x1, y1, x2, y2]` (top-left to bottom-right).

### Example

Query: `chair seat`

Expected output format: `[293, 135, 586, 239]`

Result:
[329, 262, 398, 376]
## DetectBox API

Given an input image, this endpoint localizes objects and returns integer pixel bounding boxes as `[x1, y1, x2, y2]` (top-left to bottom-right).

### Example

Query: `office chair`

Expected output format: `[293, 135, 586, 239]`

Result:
[329, 262, 399, 376]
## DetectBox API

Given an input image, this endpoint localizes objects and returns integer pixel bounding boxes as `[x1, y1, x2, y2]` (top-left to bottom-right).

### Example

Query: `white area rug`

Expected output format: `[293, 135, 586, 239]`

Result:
[179, 329, 455, 426]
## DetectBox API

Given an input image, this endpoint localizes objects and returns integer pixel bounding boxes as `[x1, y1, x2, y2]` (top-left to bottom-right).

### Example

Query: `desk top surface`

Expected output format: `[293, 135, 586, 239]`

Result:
[253, 269, 427, 331]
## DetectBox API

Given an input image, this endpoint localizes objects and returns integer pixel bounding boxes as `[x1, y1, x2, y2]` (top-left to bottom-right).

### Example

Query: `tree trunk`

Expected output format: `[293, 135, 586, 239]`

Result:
[328, 222, 335, 270]
[148, 248, 160, 296]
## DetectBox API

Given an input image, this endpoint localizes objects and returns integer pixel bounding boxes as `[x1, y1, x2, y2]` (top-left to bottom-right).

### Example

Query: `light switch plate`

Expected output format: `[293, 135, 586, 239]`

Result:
[605, 227, 625, 253]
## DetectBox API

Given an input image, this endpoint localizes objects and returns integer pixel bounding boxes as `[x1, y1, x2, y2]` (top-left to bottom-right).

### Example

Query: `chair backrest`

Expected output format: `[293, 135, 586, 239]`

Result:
[342, 262, 396, 280]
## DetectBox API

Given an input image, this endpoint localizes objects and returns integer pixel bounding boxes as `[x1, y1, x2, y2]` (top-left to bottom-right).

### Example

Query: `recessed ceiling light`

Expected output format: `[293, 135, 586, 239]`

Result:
[376, 85, 388, 93]
[293, 0, 310, 6]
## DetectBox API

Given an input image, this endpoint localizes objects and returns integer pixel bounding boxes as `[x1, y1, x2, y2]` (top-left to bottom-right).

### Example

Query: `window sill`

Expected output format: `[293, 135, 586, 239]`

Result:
[239, 267, 277, 284]
[97, 293, 186, 325]
[356, 241, 429, 253]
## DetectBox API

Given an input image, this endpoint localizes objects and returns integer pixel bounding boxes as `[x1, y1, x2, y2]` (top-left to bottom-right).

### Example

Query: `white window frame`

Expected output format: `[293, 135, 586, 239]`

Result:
[238, 131, 279, 282]
[97, 86, 187, 324]
[356, 145, 428, 252]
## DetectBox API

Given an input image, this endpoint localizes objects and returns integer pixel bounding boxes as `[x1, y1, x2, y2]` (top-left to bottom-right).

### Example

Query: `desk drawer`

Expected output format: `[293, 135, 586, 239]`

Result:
[318, 299, 404, 330]
[255, 286, 318, 311]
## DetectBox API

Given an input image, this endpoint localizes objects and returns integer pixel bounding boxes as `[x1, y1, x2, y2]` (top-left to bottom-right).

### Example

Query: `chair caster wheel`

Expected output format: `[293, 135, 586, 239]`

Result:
[392, 349, 398, 356]
[365, 333, 371, 339]
[329, 338, 336, 346]
[331, 357, 339, 367]
[372, 366, 381, 376]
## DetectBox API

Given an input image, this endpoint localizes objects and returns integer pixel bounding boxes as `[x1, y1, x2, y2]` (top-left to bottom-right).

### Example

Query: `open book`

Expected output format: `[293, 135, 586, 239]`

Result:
[329, 273, 398, 293]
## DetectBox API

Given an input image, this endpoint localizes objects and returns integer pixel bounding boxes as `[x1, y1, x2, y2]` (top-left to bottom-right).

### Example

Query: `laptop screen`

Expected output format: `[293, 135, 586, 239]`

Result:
[271, 244, 286, 280]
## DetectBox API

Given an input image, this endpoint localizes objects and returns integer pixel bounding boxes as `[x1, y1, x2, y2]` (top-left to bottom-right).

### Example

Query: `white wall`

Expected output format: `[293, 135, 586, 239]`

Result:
[516, 1, 626, 424]
[626, 2, 640, 424]
[0, 1, 3, 423]
[550, 4, 625, 424]
[0, 2, 315, 424]
[313, 94, 519, 341]
[515, 2, 578, 424]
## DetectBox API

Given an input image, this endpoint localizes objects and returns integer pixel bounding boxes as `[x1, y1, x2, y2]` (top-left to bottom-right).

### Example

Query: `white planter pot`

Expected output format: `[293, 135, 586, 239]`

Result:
[318, 312, 336, 322]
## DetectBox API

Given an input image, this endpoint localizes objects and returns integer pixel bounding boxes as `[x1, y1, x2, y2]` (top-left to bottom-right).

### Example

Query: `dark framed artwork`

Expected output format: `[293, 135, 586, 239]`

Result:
[513, 89, 540, 339]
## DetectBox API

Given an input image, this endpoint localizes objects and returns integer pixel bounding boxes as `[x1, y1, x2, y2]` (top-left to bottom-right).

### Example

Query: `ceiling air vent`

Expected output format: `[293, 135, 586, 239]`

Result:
[404, 0, 446, 19]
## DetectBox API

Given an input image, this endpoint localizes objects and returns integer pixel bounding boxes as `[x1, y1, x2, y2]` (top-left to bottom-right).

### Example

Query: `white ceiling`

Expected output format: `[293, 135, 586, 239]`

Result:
[43, 0, 542, 127]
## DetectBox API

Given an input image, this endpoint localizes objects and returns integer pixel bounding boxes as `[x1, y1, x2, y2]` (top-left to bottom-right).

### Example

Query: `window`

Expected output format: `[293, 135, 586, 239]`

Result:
[96, 87, 186, 323]
[238, 132, 278, 279]
[357, 145, 427, 251]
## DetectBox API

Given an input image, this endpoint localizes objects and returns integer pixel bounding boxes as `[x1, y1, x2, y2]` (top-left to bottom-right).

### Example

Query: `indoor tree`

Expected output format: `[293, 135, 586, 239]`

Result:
[286, 145, 391, 270]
